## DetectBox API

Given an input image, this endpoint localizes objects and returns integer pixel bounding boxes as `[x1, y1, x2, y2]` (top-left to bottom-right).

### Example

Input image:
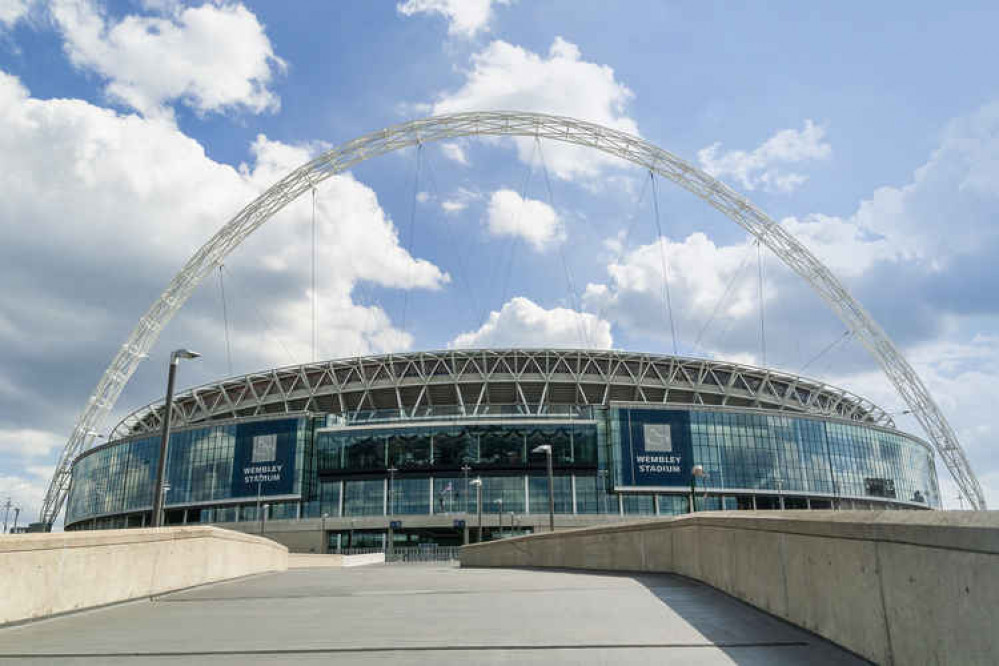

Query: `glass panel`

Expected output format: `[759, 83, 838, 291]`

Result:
[528, 474, 572, 514]
[343, 479, 385, 516]
[433, 476, 471, 513]
[388, 431, 431, 470]
[389, 476, 430, 515]
[623, 494, 655, 515]
[481, 475, 526, 513]
[657, 494, 688, 515]
[479, 427, 525, 467]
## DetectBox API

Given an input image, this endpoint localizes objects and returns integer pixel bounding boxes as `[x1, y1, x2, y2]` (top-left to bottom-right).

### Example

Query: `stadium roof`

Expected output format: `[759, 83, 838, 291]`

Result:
[112, 349, 893, 438]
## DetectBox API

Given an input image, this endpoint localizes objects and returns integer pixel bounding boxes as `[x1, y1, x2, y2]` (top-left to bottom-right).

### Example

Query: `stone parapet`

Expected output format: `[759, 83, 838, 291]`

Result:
[460, 510, 999, 665]
[1, 526, 288, 626]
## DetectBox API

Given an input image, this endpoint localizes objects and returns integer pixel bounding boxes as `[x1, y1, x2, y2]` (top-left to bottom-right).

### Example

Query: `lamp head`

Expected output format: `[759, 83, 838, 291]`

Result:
[692, 464, 706, 478]
[469, 477, 482, 487]
[171, 349, 201, 362]
[532, 444, 552, 454]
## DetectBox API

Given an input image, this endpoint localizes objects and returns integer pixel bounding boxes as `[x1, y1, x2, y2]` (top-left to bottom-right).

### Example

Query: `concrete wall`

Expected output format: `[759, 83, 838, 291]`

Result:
[0, 526, 288, 626]
[289, 552, 385, 568]
[460, 511, 999, 665]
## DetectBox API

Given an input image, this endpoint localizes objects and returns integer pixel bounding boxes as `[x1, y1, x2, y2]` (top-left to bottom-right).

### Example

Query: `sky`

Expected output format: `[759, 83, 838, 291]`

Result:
[0, 0, 997, 524]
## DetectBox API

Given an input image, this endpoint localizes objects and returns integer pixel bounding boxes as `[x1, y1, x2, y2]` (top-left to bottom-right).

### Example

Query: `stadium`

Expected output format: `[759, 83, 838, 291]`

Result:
[41, 111, 984, 547]
[63, 348, 940, 550]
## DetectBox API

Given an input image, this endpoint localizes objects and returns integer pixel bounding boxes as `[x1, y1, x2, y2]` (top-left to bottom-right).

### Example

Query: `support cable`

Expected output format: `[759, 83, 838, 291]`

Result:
[592, 174, 652, 327]
[649, 171, 679, 355]
[220, 265, 297, 367]
[757, 239, 767, 367]
[311, 186, 318, 362]
[401, 144, 423, 334]
[421, 148, 481, 331]
[818, 331, 855, 376]
[536, 137, 590, 348]
[799, 330, 852, 375]
[481, 140, 538, 330]
[692, 239, 757, 353]
[217, 265, 233, 376]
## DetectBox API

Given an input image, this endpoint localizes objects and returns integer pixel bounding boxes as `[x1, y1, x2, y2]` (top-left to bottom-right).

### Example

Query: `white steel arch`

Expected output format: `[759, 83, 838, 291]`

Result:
[39, 111, 985, 524]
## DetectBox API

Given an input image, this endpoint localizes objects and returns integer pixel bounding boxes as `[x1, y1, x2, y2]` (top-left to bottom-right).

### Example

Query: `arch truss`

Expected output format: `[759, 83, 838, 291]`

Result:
[39, 111, 985, 524]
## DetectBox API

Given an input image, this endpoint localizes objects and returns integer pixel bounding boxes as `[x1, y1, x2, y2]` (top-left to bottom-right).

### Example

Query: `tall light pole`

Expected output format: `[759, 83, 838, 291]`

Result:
[532, 444, 555, 532]
[460, 464, 471, 513]
[320, 512, 329, 554]
[690, 465, 706, 513]
[11, 506, 20, 533]
[387, 466, 398, 515]
[151, 349, 200, 527]
[597, 468, 610, 515]
[470, 477, 483, 542]
[495, 498, 504, 537]
[1, 497, 11, 533]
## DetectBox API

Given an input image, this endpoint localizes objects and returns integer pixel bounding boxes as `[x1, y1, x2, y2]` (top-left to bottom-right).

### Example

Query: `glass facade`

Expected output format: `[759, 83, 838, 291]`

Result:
[610, 407, 939, 507]
[65, 406, 939, 530]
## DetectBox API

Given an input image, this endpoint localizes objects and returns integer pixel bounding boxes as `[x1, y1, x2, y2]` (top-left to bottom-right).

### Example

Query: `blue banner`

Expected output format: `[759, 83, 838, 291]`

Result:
[616, 408, 693, 488]
[230, 419, 299, 497]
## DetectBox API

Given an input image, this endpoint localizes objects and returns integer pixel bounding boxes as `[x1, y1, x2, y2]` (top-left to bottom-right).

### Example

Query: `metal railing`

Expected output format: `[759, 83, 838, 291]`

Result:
[385, 546, 461, 563]
[334, 547, 384, 556]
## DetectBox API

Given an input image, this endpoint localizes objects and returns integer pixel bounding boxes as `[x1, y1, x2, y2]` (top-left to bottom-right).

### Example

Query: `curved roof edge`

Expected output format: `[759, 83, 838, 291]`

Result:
[111, 348, 894, 439]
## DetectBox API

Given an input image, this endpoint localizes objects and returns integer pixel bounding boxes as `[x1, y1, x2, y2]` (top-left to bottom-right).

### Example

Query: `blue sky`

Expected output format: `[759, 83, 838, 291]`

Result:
[0, 0, 997, 522]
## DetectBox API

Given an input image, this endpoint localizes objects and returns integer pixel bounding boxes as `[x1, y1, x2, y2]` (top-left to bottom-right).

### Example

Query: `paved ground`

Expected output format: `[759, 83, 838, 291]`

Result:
[0, 564, 866, 664]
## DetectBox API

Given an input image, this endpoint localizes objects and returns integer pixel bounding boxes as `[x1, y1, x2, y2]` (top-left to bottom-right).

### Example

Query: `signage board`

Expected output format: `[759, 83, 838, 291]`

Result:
[614, 407, 693, 489]
[230, 419, 298, 498]
[389, 520, 402, 530]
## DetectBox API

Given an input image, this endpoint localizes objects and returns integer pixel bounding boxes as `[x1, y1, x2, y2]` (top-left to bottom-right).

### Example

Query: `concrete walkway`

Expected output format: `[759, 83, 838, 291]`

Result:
[0, 565, 865, 664]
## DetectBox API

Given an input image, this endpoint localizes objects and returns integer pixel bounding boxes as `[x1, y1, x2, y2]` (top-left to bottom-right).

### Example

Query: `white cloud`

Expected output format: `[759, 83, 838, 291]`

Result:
[583, 232, 766, 344]
[440, 141, 469, 165]
[0, 0, 33, 27]
[440, 186, 479, 214]
[0, 473, 46, 527]
[432, 37, 639, 180]
[451, 296, 612, 349]
[777, 102, 999, 277]
[0, 68, 448, 404]
[485, 189, 564, 251]
[396, 0, 510, 38]
[698, 120, 831, 193]
[0, 428, 62, 459]
[50, 0, 284, 117]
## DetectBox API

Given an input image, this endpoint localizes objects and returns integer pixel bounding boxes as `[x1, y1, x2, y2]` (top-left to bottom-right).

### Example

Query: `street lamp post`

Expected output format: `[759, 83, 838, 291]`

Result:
[387, 466, 398, 515]
[532, 444, 555, 533]
[597, 469, 610, 515]
[151, 349, 200, 527]
[470, 477, 483, 542]
[495, 498, 504, 537]
[260, 503, 268, 535]
[320, 513, 329, 554]
[11, 506, 20, 533]
[460, 464, 471, 513]
[254, 481, 264, 527]
[690, 465, 706, 513]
